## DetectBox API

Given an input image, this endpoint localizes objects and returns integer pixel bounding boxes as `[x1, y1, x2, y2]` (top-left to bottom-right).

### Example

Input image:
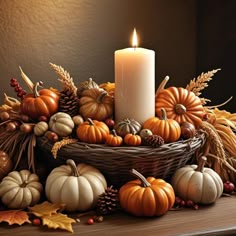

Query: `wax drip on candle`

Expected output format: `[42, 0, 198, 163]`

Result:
[132, 28, 138, 50]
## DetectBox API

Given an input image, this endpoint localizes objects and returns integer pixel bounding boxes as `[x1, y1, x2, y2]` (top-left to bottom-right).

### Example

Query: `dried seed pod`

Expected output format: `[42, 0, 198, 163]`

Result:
[20, 123, 33, 134]
[6, 122, 17, 132]
[0, 111, 10, 121]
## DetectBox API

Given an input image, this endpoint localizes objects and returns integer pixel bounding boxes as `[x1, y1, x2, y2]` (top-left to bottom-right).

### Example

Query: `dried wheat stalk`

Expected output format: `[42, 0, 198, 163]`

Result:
[186, 69, 221, 98]
[50, 63, 77, 95]
[51, 138, 78, 159]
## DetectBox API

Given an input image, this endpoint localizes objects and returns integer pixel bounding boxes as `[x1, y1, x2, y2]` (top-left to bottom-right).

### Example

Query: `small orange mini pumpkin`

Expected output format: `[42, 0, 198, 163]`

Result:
[119, 169, 175, 217]
[76, 118, 109, 144]
[106, 130, 123, 147]
[143, 108, 181, 143]
[124, 133, 142, 146]
[155, 86, 204, 127]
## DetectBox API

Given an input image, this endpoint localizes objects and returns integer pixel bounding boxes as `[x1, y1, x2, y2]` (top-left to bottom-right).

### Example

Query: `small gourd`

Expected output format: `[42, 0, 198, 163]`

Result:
[0, 170, 43, 209]
[49, 112, 74, 137]
[0, 151, 13, 181]
[119, 169, 175, 217]
[114, 118, 141, 137]
[34, 121, 49, 136]
[143, 108, 181, 143]
[76, 118, 109, 144]
[45, 159, 107, 212]
[139, 129, 153, 139]
[171, 156, 223, 204]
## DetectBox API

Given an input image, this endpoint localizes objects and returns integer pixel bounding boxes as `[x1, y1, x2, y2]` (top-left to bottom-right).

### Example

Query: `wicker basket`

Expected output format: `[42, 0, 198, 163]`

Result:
[36, 133, 205, 188]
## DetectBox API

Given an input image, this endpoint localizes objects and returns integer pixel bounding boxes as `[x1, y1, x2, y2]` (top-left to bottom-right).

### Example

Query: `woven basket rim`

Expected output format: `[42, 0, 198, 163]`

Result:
[37, 132, 205, 154]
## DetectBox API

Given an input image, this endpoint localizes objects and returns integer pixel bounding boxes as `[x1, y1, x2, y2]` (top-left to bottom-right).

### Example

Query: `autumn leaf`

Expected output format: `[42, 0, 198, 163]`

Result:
[42, 213, 76, 233]
[28, 201, 66, 217]
[0, 210, 30, 225]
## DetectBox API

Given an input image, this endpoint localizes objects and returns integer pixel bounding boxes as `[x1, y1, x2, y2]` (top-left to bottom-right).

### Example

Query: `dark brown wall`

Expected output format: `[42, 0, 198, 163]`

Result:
[0, 0, 197, 104]
[197, 0, 236, 111]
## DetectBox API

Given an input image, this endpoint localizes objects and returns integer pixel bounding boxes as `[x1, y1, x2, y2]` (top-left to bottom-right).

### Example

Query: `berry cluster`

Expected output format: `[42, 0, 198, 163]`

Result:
[174, 196, 199, 210]
[10, 78, 27, 100]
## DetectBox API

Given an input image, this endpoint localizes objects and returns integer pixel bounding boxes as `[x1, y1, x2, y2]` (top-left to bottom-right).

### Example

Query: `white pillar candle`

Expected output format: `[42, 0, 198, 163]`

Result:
[114, 29, 155, 125]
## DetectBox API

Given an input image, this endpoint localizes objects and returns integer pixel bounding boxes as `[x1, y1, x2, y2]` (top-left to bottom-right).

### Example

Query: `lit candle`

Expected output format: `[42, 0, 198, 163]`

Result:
[114, 28, 155, 124]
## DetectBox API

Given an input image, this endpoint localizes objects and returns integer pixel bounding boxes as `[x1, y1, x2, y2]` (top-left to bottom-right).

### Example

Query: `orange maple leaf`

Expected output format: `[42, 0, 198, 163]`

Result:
[0, 210, 31, 225]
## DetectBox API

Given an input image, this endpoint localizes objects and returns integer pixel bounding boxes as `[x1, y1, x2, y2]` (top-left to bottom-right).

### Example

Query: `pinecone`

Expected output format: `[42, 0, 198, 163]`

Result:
[59, 89, 79, 117]
[96, 185, 120, 215]
[144, 134, 164, 147]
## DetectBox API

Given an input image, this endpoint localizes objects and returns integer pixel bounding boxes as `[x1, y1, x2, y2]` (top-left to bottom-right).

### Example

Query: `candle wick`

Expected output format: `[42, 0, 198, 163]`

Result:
[133, 45, 137, 51]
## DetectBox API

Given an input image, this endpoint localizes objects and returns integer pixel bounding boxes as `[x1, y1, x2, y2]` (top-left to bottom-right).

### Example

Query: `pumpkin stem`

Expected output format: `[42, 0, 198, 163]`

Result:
[66, 159, 80, 177]
[33, 81, 43, 98]
[87, 118, 94, 125]
[195, 156, 207, 172]
[130, 169, 151, 187]
[20, 181, 28, 188]
[155, 75, 170, 97]
[175, 104, 186, 114]
[111, 129, 118, 136]
[97, 90, 109, 102]
[160, 108, 167, 120]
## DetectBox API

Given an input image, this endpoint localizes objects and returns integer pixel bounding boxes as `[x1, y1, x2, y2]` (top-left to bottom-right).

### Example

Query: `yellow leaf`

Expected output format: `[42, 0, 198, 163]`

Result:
[28, 201, 66, 217]
[42, 213, 76, 233]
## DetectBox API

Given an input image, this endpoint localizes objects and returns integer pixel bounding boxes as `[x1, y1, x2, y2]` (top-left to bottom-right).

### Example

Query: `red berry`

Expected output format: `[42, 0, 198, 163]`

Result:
[10, 81, 18, 87]
[175, 196, 182, 205]
[193, 204, 199, 210]
[223, 181, 235, 194]
[87, 218, 94, 225]
[186, 200, 194, 208]
[32, 218, 41, 226]
[180, 200, 186, 207]
[15, 86, 22, 92]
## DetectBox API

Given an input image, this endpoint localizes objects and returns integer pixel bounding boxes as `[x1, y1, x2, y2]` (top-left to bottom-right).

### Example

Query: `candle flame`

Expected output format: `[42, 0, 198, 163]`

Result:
[132, 28, 138, 48]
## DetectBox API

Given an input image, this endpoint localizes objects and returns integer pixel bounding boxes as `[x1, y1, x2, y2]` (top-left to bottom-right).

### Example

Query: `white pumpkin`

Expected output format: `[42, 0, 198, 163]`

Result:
[171, 156, 223, 204]
[0, 170, 43, 209]
[45, 159, 107, 212]
[49, 112, 74, 137]
[34, 121, 49, 136]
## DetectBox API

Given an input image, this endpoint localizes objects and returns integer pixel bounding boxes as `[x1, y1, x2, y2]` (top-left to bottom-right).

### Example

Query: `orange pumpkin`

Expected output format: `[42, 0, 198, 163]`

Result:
[76, 118, 109, 144]
[106, 130, 123, 147]
[119, 169, 175, 217]
[143, 108, 181, 143]
[79, 88, 114, 121]
[20, 82, 59, 120]
[124, 133, 142, 146]
[155, 86, 204, 127]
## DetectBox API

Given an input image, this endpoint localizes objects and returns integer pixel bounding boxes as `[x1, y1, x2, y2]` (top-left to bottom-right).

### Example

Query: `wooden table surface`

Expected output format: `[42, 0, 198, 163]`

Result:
[0, 195, 236, 236]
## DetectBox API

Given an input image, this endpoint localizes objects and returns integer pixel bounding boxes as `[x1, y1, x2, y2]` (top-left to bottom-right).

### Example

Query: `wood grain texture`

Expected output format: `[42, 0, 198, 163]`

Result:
[0, 195, 236, 236]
